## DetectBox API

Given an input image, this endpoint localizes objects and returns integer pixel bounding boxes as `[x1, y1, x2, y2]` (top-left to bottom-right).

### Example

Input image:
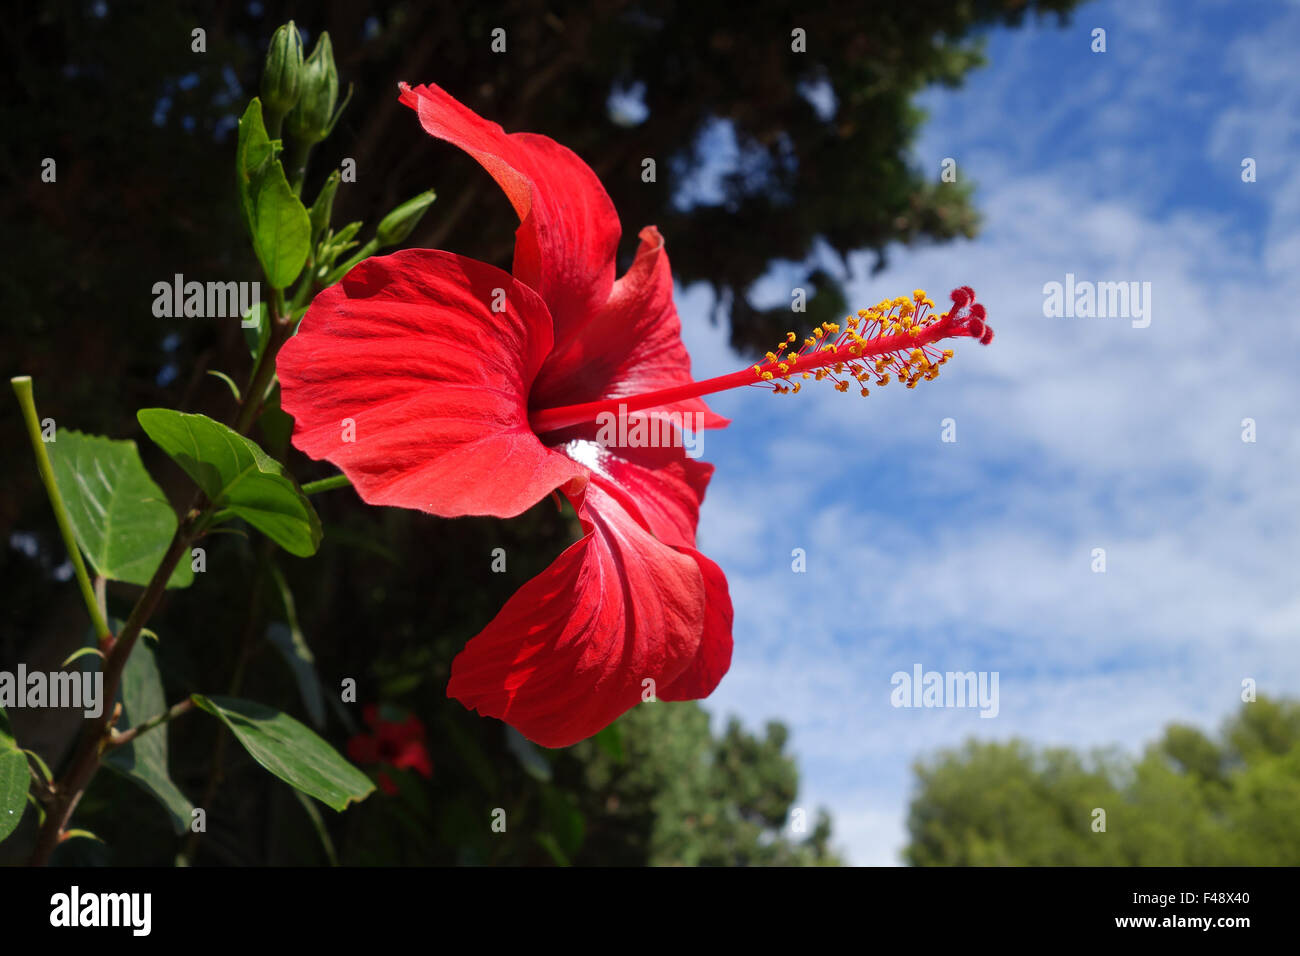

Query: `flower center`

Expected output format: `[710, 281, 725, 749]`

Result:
[528, 287, 993, 435]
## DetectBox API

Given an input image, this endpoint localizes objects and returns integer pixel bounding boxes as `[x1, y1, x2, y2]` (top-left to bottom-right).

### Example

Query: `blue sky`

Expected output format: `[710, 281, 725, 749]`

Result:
[673, 0, 1300, 864]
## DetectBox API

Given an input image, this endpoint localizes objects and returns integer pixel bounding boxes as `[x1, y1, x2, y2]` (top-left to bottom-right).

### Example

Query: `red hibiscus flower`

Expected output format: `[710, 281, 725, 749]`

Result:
[278, 82, 993, 748]
[347, 704, 434, 796]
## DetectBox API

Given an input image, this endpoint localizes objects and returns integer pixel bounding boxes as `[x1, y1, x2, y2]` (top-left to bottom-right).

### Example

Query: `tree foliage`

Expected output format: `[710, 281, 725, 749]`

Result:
[905, 697, 1300, 866]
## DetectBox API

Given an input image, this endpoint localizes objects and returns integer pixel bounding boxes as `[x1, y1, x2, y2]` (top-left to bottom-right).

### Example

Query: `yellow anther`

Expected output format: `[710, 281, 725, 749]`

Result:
[860, 387, 870, 397]
[792, 382, 801, 393]
[760, 371, 773, 380]
[835, 381, 849, 392]
[765, 351, 777, 362]
[786, 331, 797, 343]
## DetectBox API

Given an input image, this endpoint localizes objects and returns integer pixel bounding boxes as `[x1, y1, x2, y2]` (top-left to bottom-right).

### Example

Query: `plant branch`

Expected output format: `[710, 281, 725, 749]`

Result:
[11, 376, 111, 644]
[27, 493, 209, 865]
[26, 269, 303, 865]
[106, 697, 196, 750]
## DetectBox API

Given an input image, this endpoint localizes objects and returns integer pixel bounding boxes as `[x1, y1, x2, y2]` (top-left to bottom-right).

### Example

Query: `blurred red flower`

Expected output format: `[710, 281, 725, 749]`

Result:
[347, 704, 434, 795]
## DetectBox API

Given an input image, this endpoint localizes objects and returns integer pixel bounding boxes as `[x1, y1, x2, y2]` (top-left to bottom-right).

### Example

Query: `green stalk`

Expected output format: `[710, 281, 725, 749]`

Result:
[301, 473, 351, 495]
[11, 376, 111, 643]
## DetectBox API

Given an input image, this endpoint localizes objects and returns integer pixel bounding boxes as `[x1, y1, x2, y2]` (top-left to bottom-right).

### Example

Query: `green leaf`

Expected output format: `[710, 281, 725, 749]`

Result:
[61, 646, 104, 668]
[101, 638, 194, 835]
[46, 429, 192, 589]
[0, 708, 27, 844]
[236, 100, 274, 234]
[251, 154, 312, 289]
[266, 562, 326, 728]
[308, 169, 341, 247]
[236, 99, 311, 289]
[22, 749, 51, 785]
[257, 387, 294, 462]
[192, 695, 374, 811]
[136, 410, 321, 557]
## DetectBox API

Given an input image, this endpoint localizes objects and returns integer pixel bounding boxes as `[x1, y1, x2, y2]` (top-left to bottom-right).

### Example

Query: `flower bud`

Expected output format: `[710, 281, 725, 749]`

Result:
[376, 190, 437, 246]
[286, 32, 338, 145]
[260, 21, 303, 119]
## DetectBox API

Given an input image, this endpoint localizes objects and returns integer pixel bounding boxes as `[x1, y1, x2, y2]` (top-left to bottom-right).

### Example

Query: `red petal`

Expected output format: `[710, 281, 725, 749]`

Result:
[278, 249, 586, 518]
[657, 549, 734, 701]
[398, 82, 619, 345]
[551, 437, 714, 550]
[446, 483, 726, 747]
[532, 226, 728, 430]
